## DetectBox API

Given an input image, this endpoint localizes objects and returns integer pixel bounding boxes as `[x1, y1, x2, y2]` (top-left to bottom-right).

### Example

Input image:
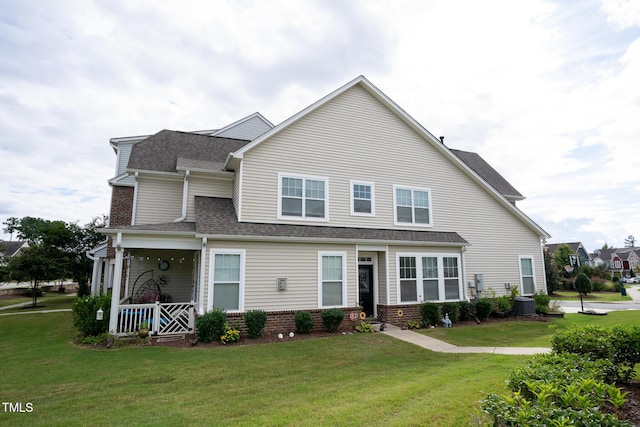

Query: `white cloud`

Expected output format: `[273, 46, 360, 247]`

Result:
[1, 0, 640, 250]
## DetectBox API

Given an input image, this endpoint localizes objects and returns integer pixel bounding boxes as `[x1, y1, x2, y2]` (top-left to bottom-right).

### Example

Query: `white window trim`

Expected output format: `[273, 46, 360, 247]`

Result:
[318, 251, 348, 308]
[350, 180, 375, 217]
[277, 172, 329, 222]
[208, 249, 246, 313]
[396, 253, 462, 303]
[393, 185, 433, 227]
[518, 255, 536, 296]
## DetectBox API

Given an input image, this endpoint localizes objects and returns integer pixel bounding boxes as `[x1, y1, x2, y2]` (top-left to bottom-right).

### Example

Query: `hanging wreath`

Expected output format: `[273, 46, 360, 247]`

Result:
[397, 309, 404, 317]
[359, 311, 366, 320]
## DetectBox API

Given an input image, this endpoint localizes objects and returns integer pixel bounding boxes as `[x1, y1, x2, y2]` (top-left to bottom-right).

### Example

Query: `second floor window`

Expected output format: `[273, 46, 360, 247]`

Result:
[279, 174, 327, 220]
[394, 186, 432, 225]
[351, 181, 374, 216]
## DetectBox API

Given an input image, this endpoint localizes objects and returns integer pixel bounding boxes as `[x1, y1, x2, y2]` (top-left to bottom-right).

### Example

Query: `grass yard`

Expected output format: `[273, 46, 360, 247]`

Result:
[1, 306, 522, 426]
[2, 297, 638, 426]
[552, 290, 632, 302]
[420, 310, 640, 347]
[0, 292, 75, 313]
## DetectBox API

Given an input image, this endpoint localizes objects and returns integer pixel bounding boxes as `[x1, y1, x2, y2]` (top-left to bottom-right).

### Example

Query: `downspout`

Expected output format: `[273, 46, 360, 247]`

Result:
[174, 170, 190, 222]
[131, 172, 139, 225]
[540, 238, 548, 294]
[460, 246, 469, 301]
[198, 237, 208, 315]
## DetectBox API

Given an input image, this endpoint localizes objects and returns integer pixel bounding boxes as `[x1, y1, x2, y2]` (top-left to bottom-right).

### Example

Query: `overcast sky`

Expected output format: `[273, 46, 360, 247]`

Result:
[1, 0, 639, 252]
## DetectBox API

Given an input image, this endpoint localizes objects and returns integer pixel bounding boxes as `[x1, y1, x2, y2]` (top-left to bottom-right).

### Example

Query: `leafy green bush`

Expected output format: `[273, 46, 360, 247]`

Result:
[72, 293, 112, 337]
[490, 296, 512, 316]
[482, 352, 628, 426]
[355, 322, 374, 333]
[457, 300, 474, 321]
[321, 308, 345, 333]
[552, 324, 640, 382]
[474, 298, 492, 320]
[533, 291, 551, 314]
[440, 302, 459, 323]
[294, 311, 314, 334]
[220, 324, 240, 344]
[419, 302, 440, 325]
[196, 309, 227, 343]
[574, 272, 593, 295]
[244, 310, 268, 339]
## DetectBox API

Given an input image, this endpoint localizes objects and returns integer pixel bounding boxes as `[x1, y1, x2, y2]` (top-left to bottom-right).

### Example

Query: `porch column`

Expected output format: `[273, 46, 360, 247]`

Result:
[90, 256, 101, 297]
[108, 233, 124, 333]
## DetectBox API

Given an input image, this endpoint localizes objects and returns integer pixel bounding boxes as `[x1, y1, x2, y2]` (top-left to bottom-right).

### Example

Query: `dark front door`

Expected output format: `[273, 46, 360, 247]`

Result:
[358, 265, 374, 317]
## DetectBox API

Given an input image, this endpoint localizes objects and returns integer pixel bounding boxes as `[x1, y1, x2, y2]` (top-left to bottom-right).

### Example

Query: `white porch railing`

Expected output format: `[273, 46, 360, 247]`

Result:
[116, 301, 195, 336]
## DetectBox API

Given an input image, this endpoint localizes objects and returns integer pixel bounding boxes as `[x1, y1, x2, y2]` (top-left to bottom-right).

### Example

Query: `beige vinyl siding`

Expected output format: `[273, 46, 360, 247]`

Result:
[134, 177, 183, 224]
[203, 241, 357, 311]
[237, 84, 545, 296]
[115, 143, 136, 186]
[232, 162, 242, 220]
[185, 176, 233, 221]
[377, 252, 388, 304]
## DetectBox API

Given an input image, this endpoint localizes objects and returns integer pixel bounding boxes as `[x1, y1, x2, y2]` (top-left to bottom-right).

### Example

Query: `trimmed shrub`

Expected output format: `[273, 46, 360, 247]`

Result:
[244, 310, 268, 339]
[458, 300, 474, 321]
[490, 296, 512, 316]
[482, 352, 627, 426]
[294, 311, 314, 334]
[474, 298, 492, 320]
[440, 302, 459, 323]
[573, 272, 593, 295]
[321, 308, 344, 333]
[72, 293, 112, 337]
[419, 302, 440, 326]
[196, 309, 227, 343]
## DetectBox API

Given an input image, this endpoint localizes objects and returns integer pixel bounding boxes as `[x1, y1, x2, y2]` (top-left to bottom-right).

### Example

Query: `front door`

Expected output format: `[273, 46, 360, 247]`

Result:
[358, 265, 374, 317]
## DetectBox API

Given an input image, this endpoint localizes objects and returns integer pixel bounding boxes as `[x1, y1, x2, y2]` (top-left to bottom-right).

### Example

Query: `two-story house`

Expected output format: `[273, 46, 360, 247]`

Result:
[94, 76, 550, 336]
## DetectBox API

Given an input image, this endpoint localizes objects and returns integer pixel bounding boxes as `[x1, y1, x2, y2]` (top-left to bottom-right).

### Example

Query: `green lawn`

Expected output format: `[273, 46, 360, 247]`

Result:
[420, 310, 640, 347]
[552, 290, 632, 302]
[1, 298, 637, 426]
[0, 292, 75, 312]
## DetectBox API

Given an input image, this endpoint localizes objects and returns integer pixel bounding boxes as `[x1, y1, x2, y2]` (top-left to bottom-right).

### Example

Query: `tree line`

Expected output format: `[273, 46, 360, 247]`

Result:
[0, 216, 107, 306]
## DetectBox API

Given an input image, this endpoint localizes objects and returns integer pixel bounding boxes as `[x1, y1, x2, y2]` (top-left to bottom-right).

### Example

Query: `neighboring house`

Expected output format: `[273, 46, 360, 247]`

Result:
[591, 247, 640, 276]
[545, 242, 591, 267]
[0, 241, 29, 268]
[95, 76, 550, 336]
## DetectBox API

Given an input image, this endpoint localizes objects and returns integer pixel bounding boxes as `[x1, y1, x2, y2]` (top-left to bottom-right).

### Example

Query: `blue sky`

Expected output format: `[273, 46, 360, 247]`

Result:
[1, 0, 639, 252]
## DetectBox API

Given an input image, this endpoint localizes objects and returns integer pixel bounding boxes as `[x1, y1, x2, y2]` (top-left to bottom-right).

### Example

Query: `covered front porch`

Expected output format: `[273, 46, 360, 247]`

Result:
[107, 232, 203, 336]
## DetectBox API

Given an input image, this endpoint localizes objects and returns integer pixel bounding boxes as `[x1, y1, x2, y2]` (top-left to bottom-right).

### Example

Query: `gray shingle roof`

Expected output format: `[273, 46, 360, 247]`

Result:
[128, 130, 250, 173]
[0, 241, 27, 257]
[450, 149, 523, 200]
[194, 197, 468, 245]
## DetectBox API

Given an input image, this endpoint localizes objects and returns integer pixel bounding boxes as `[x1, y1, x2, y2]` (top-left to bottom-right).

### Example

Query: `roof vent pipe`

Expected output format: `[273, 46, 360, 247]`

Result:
[439, 136, 445, 144]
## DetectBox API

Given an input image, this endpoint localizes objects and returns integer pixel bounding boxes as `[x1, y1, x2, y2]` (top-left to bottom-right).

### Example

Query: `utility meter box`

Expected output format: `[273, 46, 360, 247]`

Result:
[475, 274, 484, 292]
[277, 278, 287, 291]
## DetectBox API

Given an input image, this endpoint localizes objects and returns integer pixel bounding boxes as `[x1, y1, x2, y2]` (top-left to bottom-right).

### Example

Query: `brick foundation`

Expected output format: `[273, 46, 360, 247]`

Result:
[377, 304, 423, 326]
[221, 306, 361, 337]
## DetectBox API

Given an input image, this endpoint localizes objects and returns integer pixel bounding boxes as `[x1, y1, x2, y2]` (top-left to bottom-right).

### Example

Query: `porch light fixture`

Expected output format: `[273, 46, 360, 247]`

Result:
[96, 308, 104, 321]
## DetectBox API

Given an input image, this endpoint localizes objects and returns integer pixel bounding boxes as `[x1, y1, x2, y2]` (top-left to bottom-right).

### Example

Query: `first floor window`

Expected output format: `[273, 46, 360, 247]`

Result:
[519, 256, 535, 295]
[320, 252, 346, 307]
[210, 250, 244, 311]
[398, 254, 461, 302]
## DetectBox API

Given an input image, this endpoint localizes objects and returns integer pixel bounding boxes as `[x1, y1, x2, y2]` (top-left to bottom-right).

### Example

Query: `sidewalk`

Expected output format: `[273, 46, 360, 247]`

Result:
[381, 324, 551, 355]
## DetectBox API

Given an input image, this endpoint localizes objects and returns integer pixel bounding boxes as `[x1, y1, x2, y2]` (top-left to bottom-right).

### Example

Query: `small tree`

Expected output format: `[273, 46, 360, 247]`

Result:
[5, 245, 62, 307]
[574, 273, 593, 296]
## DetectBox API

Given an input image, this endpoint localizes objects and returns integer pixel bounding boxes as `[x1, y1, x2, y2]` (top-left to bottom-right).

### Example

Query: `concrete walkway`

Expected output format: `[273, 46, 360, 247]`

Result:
[381, 324, 551, 355]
